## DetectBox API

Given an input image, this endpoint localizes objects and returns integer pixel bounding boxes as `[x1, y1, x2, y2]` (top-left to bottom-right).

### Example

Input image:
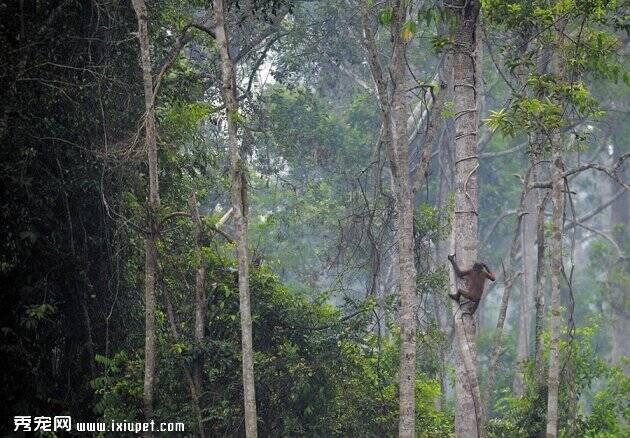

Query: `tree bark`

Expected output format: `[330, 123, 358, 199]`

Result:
[483, 187, 525, 412]
[534, 192, 549, 378]
[213, 1, 258, 436]
[189, 191, 207, 438]
[545, 24, 567, 436]
[131, 0, 159, 430]
[447, 0, 483, 436]
[388, 3, 418, 436]
[163, 284, 206, 438]
[434, 118, 453, 412]
[514, 168, 536, 396]
[545, 131, 564, 438]
[532, 43, 552, 381]
[359, 2, 418, 434]
[433, 43, 455, 411]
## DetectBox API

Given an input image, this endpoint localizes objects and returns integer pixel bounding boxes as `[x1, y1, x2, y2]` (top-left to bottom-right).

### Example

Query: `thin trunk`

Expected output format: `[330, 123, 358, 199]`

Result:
[189, 191, 207, 438]
[143, 232, 157, 431]
[448, 0, 483, 436]
[435, 125, 453, 410]
[534, 192, 549, 378]
[132, 0, 159, 429]
[213, 1, 258, 436]
[163, 286, 205, 437]
[80, 288, 96, 378]
[514, 168, 537, 396]
[411, 77, 448, 200]
[60, 182, 97, 379]
[483, 187, 525, 413]
[360, 6, 392, 334]
[533, 43, 552, 380]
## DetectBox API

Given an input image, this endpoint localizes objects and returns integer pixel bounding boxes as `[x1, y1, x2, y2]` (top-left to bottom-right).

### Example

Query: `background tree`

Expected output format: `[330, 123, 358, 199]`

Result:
[1, 1, 628, 437]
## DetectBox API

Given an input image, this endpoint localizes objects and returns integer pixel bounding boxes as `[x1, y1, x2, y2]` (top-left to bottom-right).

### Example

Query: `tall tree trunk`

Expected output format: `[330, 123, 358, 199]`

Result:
[360, 0, 394, 341]
[447, 0, 483, 436]
[433, 44, 455, 411]
[359, 2, 418, 434]
[388, 2, 418, 436]
[514, 167, 537, 396]
[435, 125, 453, 410]
[131, 0, 159, 429]
[534, 192, 549, 378]
[213, 1, 258, 436]
[533, 44, 552, 381]
[545, 25, 567, 436]
[189, 191, 207, 438]
[545, 131, 564, 438]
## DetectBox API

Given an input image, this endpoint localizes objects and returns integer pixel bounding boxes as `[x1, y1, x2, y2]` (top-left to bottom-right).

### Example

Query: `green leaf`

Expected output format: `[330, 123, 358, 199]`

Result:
[401, 20, 416, 43]
[378, 7, 393, 25]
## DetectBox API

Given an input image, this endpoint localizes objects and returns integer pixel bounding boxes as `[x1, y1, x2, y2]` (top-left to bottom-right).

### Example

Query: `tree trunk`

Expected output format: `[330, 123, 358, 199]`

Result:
[131, 0, 159, 430]
[433, 43, 455, 411]
[163, 284, 206, 438]
[514, 168, 536, 396]
[484, 186, 526, 412]
[435, 125, 453, 410]
[533, 44, 552, 381]
[545, 25, 567, 436]
[360, 0, 394, 340]
[388, 3, 418, 436]
[545, 133, 564, 438]
[447, 0, 483, 436]
[360, 2, 418, 434]
[213, 1, 258, 436]
[534, 192, 549, 378]
[189, 191, 207, 438]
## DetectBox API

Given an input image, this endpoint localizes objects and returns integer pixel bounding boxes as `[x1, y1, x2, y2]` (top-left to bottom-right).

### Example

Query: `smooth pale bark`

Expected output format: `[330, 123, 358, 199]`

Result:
[514, 169, 537, 396]
[447, 0, 483, 436]
[131, 0, 159, 429]
[213, 1, 258, 436]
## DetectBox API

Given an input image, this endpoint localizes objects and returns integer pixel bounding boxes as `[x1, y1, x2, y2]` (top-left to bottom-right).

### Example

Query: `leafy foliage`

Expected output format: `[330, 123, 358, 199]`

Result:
[93, 249, 452, 436]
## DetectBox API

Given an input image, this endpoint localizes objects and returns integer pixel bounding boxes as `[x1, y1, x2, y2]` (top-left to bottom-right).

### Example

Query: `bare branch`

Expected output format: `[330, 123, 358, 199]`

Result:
[575, 222, 625, 259]
[564, 188, 625, 231]
[216, 207, 234, 228]
[530, 152, 629, 190]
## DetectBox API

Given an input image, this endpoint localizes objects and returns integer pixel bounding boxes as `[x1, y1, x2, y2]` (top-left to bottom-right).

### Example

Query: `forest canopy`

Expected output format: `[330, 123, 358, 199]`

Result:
[1, 0, 628, 436]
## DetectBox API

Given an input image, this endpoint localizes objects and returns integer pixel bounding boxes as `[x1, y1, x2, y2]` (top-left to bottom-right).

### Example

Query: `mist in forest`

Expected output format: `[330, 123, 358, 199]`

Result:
[1, 0, 628, 436]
